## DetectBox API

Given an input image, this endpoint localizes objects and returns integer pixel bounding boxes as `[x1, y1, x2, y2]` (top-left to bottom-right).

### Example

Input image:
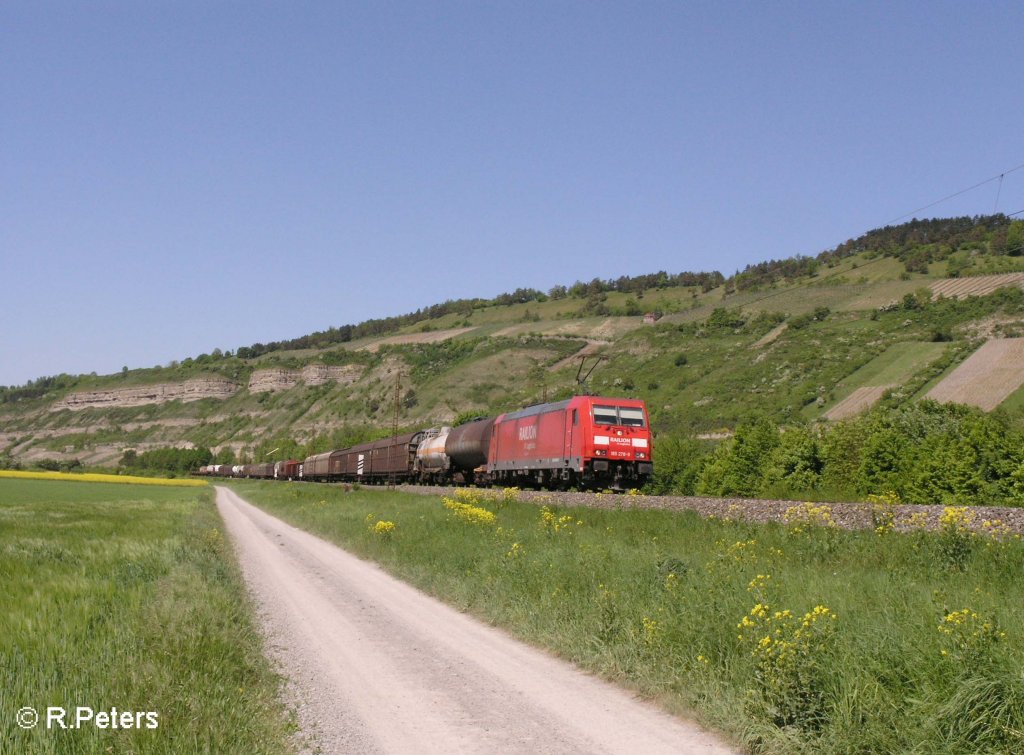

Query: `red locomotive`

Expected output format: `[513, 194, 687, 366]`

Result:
[488, 396, 652, 490]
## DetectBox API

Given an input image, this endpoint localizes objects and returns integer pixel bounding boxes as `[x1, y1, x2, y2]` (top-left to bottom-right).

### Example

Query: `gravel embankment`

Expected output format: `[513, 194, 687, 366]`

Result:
[400, 485, 1024, 535]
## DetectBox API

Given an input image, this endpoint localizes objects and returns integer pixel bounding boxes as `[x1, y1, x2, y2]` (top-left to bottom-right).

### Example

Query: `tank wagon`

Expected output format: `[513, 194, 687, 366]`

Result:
[446, 416, 497, 482]
[411, 417, 497, 485]
[412, 427, 452, 482]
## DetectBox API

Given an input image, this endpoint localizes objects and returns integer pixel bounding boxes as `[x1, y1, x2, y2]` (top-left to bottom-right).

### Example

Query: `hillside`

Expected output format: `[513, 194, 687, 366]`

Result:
[4, 214, 1024, 477]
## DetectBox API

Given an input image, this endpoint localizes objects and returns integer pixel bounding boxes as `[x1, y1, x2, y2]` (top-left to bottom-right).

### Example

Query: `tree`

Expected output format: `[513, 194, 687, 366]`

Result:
[696, 417, 779, 496]
[762, 427, 822, 495]
[214, 447, 237, 465]
[1006, 220, 1024, 256]
[649, 436, 707, 495]
[818, 419, 865, 494]
[706, 307, 745, 330]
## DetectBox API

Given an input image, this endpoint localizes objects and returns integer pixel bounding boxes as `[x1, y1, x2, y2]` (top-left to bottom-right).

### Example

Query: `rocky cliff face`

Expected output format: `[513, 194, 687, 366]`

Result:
[248, 365, 363, 393]
[52, 378, 240, 411]
[246, 369, 300, 393]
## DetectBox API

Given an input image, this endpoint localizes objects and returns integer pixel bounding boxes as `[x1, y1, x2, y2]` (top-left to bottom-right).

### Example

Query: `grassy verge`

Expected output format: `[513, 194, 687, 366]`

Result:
[0, 479, 293, 754]
[230, 481, 1024, 754]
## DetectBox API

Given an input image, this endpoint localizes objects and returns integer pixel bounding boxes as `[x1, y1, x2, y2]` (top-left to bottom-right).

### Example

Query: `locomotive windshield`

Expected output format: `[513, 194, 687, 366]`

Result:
[593, 405, 646, 428]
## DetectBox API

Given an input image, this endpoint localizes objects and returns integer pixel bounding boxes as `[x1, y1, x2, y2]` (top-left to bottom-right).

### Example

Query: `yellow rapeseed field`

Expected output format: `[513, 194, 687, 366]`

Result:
[0, 470, 207, 487]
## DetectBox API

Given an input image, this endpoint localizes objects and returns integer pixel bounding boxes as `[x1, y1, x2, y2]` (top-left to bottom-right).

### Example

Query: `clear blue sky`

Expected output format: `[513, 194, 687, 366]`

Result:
[3, 1, 1023, 388]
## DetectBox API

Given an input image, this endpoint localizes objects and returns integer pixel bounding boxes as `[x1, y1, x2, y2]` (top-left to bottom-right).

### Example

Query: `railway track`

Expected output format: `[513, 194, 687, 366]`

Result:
[399, 485, 1024, 536]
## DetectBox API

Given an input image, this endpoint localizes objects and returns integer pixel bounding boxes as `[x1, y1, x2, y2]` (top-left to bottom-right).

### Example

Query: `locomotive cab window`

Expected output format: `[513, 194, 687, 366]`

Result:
[619, 407, 645, 427]
[592, 405, 646, 428]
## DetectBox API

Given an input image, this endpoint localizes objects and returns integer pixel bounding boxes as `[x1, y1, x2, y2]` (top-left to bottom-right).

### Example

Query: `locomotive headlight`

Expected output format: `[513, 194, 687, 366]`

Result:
[594, 449, 607, 456]
[636, 452, 646, 459]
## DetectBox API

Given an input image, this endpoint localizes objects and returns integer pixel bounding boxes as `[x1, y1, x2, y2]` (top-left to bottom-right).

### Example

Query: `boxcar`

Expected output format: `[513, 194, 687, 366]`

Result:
[274, 459, 300, 480]
[249, 462, 275, 479]
[302, 450, 346, 481]
[334, 431, 426, 482]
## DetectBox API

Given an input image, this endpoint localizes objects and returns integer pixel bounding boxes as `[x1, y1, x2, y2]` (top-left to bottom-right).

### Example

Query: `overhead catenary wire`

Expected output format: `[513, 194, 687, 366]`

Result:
[801, 162, 1024, 275]
[765, 161, 1024, 287]
[708, 169, 1024, 314]
[884, 161, 1024, 226]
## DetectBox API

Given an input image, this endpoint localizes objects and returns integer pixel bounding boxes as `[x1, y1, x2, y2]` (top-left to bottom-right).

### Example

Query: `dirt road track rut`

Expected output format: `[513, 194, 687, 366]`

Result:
[216, 487, 734, 754]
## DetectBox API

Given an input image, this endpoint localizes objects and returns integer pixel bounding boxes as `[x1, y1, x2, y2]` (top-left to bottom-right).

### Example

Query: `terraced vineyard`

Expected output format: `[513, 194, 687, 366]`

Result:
[824, 385, 894, 420]
[927, 338, 1024, 410]
[930, 271, 1024, 300]
[823, 341, 949, 419]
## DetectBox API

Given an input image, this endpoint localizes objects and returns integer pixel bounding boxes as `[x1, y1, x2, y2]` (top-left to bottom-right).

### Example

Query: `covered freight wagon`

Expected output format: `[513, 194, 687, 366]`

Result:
[247, 462, 275, 479]
[302, 450, 346, 481]
[303, 431, 428, 484]
[274, 459, 300, 480]
[333, 431, 425, 482]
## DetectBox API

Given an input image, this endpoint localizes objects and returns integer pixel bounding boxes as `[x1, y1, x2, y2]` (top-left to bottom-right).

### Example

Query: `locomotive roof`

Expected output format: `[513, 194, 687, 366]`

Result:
[501, 395, 646, 422]
[502, 399, 572, 421]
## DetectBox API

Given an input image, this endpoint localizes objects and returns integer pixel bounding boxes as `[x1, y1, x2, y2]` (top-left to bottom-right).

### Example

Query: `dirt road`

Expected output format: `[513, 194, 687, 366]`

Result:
[215, 487, 734, 754]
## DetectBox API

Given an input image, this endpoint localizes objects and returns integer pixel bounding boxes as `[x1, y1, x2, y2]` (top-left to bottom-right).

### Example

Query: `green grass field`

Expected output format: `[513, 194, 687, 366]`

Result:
[838, 341, 948, 386]
[997, 380, 1024, 415]
[229, 481, 1024, 754]
[821, 341, 950, 414]
[0, 479, 293, 754]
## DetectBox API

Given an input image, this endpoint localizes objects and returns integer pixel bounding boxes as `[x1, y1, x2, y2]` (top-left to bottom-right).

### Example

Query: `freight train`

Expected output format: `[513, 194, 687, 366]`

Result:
[196, 395, 653, 491]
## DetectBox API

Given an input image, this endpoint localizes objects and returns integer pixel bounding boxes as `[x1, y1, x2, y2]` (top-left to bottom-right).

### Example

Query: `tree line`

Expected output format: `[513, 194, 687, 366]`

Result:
[653, 400, 1024, 506]
[120, 447, 215, 475]
[233, 272, 725, 360]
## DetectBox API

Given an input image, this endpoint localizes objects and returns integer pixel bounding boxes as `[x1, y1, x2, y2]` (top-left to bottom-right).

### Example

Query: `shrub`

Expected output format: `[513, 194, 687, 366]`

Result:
[697, 418, 779, 497]
[442, 489, 497, 526]
[738, 603, 839, 732]
[762, 427, 822, 495]
[649, 436, 708, 495]
[371, 520, 396, 540]
[937, 507, 976, 571]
